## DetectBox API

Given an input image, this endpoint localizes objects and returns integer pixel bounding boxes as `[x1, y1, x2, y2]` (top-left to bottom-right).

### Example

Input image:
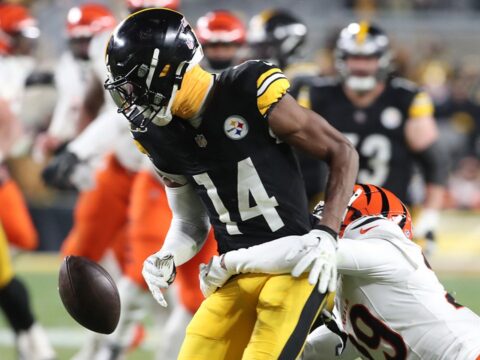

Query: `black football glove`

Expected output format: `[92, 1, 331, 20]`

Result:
[42, 151, 80, 190]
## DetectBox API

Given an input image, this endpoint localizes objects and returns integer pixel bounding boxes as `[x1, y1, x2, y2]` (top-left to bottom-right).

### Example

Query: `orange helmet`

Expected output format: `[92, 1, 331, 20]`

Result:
[66, 3, 116, 39]
[0, 3, 39, 55]
[126, 0, 180, 12]
[342, 184, 413, 239]
[196, 10, 246, 45]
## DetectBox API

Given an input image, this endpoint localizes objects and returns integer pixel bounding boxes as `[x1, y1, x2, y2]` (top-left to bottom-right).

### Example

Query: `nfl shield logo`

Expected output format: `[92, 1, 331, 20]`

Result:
[224, 116, 249, 140]
[195, 134, 208, 148]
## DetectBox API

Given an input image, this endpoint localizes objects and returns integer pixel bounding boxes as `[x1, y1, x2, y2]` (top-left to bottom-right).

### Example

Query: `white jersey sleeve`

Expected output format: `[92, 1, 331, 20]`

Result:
[66, 106, 145, 173]
[48, 52, 90, 141]
[337, 217, 480, 360]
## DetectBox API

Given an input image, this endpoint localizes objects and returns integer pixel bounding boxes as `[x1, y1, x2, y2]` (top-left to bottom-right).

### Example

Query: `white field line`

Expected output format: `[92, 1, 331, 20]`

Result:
[0, 327, 161, 350]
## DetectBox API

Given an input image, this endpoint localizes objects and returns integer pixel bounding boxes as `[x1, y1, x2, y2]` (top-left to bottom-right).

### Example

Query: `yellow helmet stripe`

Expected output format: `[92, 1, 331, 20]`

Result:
[356, 20, 370, 44]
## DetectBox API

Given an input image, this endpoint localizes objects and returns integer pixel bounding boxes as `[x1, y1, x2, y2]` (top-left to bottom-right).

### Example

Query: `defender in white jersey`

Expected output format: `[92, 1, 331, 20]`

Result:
[200, 184, 480, 360]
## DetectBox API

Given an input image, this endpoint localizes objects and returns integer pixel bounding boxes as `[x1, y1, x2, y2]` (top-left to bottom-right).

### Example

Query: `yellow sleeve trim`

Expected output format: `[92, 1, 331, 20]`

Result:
[256, 68, 290, 116]
[408, 91, 434, 118]
[256, 68, 282, 90]
[296, 85, 311, 109]
[257, 78, 290, 116]
[133, 140, 149, 155]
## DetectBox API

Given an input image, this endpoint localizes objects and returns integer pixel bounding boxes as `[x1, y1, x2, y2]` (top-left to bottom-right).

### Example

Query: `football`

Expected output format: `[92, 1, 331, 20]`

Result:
[58, 255, 120, 334]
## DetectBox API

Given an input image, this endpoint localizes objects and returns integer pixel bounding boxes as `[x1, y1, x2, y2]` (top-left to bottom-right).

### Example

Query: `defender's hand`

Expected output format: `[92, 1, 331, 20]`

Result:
[199, 255, 232, 298]
[414, 209, 439, 257]
[41, 151, 80, 190]
[142, 252, 176, 307]
[291, 229, 338, 294]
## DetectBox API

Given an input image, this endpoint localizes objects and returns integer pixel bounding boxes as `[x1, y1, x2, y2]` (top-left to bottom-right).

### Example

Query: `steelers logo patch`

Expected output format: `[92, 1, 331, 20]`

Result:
[224, 116, 249, 140]
[380, 107, 402, 129]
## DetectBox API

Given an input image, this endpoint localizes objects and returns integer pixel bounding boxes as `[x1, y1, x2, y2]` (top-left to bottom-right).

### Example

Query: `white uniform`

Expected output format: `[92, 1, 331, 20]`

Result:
[48, 51, 90, 141]
[0, 55, 36, 158]
[67, 31, 145, 173]
[306, 217, 480, 360]
[0, 55, 35, 115]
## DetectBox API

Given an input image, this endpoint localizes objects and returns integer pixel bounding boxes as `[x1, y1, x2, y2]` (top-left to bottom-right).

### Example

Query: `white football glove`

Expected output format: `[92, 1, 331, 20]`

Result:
[414, 208, 439, 257]
[142, 252, 176, 307]
[199, 255, 232, 298]
[290, 229, 338, 294]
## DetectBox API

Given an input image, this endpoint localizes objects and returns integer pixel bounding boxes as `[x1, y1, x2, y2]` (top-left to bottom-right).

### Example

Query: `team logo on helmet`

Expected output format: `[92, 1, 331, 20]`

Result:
[224, 116, 249, 140]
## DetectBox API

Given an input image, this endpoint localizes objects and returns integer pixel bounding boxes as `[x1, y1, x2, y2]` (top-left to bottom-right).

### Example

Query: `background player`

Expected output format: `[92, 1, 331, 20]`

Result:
[290, 22, 448, 254]
[195, 10, 246, 72]
[104, 8, 358, 359]
[0, 4, 56, 359]
[247, 8, 308, 72]
[34, 3, 116, 159]
[201, 184, 480, 360]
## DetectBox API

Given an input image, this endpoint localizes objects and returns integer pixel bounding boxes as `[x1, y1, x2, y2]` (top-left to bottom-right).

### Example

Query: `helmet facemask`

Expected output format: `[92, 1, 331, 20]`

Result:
[104, 9, 204, 128]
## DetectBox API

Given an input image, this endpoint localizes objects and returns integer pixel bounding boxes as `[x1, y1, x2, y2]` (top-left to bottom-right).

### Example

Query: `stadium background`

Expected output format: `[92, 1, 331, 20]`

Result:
[1, 0, 480, 358]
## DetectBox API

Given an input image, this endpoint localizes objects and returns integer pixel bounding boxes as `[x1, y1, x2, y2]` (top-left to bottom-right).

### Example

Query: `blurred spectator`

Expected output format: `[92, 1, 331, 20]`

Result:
[447, 157, 480, 209]
[196, 10, 246, 71]
[436, 64, 480, 165]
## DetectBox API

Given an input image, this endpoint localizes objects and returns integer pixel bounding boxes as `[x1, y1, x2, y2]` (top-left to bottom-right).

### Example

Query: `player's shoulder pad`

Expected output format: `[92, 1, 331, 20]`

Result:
[389, 77, 419, 93]
[223, 60, 290, 117]
[309, 75, 340, 89]
[221, 60, 286, 91]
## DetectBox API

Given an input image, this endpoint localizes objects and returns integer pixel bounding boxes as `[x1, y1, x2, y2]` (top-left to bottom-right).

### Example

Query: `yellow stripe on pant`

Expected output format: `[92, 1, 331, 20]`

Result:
[178, 273, 330, 360]
[0, 222, 14, 288]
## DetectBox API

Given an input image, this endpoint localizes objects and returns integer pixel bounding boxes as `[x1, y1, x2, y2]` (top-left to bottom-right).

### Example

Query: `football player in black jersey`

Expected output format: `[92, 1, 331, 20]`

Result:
[291, 21, 448, 254]
[104, 8, 358, 360]
[247, 9, 308, 72]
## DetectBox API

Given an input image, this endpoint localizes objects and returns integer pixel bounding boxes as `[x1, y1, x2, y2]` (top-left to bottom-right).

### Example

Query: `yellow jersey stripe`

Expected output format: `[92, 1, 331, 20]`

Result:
[409, 91, 434, 118]
[296, 85, 311, 109]
[257, 68, 282, 90]
[257, 72, 287, 97]
[257, 78, 290, 116]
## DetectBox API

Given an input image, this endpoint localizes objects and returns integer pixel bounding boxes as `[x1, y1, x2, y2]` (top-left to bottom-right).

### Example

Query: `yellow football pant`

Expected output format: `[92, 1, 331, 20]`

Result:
[0, 222, 14, 288]
[178, 273, 329, 360]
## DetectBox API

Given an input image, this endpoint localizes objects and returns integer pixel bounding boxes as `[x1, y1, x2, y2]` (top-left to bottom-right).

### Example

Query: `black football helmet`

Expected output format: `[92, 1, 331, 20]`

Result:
[104, 8, 203, 128]
[335, 21, 391, 92]
[247, 9, 307, 70]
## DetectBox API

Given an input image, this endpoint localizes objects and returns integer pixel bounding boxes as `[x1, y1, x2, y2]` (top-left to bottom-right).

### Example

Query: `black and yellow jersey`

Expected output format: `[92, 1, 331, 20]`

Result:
[133, 60, 312, 254]
[291, 76, 434, 203]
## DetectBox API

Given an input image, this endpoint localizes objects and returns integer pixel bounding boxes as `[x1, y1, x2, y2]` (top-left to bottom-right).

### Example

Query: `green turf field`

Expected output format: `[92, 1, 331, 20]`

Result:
[0, 255, 479, 360]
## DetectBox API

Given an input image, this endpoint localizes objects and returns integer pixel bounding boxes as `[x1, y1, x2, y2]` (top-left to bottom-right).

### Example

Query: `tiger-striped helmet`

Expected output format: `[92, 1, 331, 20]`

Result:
[342, 184, 412, 239]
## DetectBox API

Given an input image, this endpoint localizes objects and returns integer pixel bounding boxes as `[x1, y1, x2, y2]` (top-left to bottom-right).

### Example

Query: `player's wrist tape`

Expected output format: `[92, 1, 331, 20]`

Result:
[313, 224, 338, 241]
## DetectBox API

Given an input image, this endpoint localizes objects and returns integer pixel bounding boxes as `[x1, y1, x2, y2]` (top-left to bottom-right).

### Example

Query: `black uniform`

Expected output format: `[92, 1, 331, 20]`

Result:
[133, 61, 311, 254]
[292, 75, 434, 204]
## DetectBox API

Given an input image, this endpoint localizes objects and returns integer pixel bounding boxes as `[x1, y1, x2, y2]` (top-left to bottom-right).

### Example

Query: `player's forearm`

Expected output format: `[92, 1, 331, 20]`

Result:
[320, 140, 358, 232]
[161, 218, 209, 265]
[161, 184, 210, 265]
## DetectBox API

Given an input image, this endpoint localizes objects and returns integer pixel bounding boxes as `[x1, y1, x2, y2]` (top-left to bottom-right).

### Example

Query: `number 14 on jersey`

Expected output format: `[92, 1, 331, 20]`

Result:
[193, 157, 285, 235]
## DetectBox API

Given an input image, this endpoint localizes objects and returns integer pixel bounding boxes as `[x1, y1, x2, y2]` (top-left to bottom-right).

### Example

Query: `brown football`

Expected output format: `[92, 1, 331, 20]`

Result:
[58, 255, 120, 334]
